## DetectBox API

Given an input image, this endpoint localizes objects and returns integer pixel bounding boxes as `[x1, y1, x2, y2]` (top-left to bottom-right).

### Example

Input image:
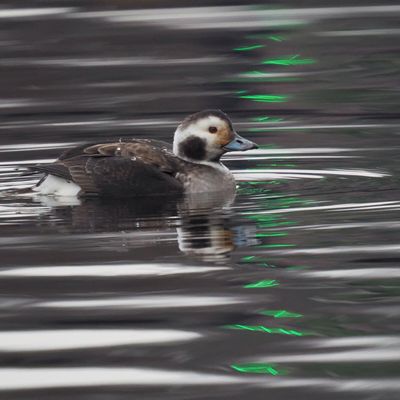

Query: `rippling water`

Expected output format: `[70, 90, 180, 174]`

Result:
[0, 1, 400, 399]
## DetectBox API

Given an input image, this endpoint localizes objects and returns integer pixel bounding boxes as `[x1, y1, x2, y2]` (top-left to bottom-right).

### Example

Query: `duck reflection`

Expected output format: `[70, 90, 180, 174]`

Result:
[36, 190, 256, 261]
[177, 214, 234, 259]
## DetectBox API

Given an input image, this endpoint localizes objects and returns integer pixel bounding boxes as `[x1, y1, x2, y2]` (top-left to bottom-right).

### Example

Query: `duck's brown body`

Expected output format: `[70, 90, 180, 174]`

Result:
[31, 110, 256, 197]
[32, 139, 235, 197]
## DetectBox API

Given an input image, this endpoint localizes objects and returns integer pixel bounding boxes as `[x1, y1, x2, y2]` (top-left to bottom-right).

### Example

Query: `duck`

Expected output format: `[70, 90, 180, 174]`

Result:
[31, 109, 257, 197]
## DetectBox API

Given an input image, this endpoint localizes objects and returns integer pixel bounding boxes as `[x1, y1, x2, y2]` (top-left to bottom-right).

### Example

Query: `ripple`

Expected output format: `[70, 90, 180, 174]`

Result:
[261, 342, 400, 363]
[0, 8, 74, 19]
[0, 57, 225, 68]
[244, 201, 400, 215]
[234, 168, 388, 179]
[287, 221, 400, 231]
[0, 367, 247, 391]
[72, 5, 400, 31]
[0, 329, 201, 352]
[36, 295, 248, 310]
[0, 142, 80, 152]
[0, 263, 229, 277]
[266, 244, 400, 255]
[302, 268, 400, 279]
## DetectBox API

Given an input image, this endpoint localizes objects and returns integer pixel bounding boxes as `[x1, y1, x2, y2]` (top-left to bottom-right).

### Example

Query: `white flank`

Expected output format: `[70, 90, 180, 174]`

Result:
[33, 175, 81, 196]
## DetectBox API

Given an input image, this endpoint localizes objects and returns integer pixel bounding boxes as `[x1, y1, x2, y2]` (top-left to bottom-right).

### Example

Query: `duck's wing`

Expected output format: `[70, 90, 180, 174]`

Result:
[32, 140, 184, 196]
[30, 163, 73, 182]
[58, 139, 172, 161]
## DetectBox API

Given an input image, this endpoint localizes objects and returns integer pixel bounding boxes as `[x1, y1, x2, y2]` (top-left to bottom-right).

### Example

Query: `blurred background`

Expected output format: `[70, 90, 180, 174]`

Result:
[0, 1, 400, 399]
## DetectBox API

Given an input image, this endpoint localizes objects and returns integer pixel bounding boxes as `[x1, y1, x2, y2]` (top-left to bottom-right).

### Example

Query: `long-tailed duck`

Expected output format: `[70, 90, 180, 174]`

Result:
[31, 109, 257, 197]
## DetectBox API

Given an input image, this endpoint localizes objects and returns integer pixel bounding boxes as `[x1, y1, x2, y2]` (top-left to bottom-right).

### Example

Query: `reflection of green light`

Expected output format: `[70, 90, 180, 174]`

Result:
[255, 232, 287, 237]
[242, 255, 256, 262]
[262, 55, 315, 66]
[259, 222, 294, 228]
[268, 35, 284, 42]
[246, 34, 285, 41]
[234, 44, 264, 51]
[243, 70, 266, 76]
[240, 256, 275, 267]
[239, 94, 287, 103]
[247, 214, 280, 220]
[231, 363, 285, 375]
[248, 180, 281, 185]
[226, 324, 305, 336]
[260, 310, 303, 318]
[230, 77, 299, 83]
[256, 163, 296, 167]
[238, 187, 272, 195]
[252, 116, 284, 123]
[258, 244, 296, 248]
[244, 279, 279, 288]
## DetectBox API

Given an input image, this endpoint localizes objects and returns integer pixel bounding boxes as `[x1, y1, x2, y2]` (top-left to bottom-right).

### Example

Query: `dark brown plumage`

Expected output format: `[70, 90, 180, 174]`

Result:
[31, 139, 185, 197]
[178, 136, 207, 161]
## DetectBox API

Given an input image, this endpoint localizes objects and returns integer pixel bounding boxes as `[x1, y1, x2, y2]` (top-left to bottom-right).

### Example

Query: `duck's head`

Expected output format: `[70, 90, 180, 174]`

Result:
[173, 109, 257, 163]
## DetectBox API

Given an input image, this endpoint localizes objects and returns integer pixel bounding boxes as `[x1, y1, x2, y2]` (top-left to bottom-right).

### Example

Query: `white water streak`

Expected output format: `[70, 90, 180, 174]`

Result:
[303, 268, 400, 279]
[0, 8, 74, 18]
[267, 244, 400, 255]
[0, 368, 244, 390]
[37, 295, 248, 309]
[244, 201, 400, 215]
[0, 329, 200, 352]
[234, 168, 388, 178]
[0, 263, 228, 277]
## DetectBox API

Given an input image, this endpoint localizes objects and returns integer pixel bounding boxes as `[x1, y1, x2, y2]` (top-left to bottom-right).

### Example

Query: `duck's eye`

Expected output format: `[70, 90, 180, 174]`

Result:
[208, 126, 218, 134]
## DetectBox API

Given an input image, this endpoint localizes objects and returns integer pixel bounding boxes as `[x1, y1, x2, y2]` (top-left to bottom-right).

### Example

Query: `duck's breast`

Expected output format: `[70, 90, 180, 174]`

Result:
[179, 164, 236, 194]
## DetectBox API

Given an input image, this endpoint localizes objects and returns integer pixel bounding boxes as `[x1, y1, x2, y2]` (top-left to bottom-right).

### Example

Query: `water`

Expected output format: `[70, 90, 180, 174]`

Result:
[0, 1, 400, 399]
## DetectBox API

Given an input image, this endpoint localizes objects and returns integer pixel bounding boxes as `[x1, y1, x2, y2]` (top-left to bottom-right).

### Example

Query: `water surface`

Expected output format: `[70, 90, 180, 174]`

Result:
[0, 1, 399, 399]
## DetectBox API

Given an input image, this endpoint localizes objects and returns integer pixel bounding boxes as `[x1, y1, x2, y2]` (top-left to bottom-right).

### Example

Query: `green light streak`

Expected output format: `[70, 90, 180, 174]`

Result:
[238, 187, 272, 195]
[268, 35, 284, 42]
[231, 363, 285, 375]
[246, 34, 285, 41]
[243, 70, 266, 76]
[247, 180, 281, 185]
[247, 214, 280, 219]
[258, 244, 296, 248]
[244, 279, 279, 288]
[242, 255, 256, 262]
[260, 309, 303, 318]
[240, 256, 276, 267]
[225, 324, 305, 336]
[255, 232, 288, 237]
[230, 77, 300, 83]
[259, 222, 295, 228]
[239, 94, 287, 103]
[262, 55, 315, 66]
[252, 116, 284, 123]
[234, 44, 264, 51]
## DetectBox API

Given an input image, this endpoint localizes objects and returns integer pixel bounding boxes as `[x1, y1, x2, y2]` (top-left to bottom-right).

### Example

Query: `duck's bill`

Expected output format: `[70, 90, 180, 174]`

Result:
[223, 133, 258, 152]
